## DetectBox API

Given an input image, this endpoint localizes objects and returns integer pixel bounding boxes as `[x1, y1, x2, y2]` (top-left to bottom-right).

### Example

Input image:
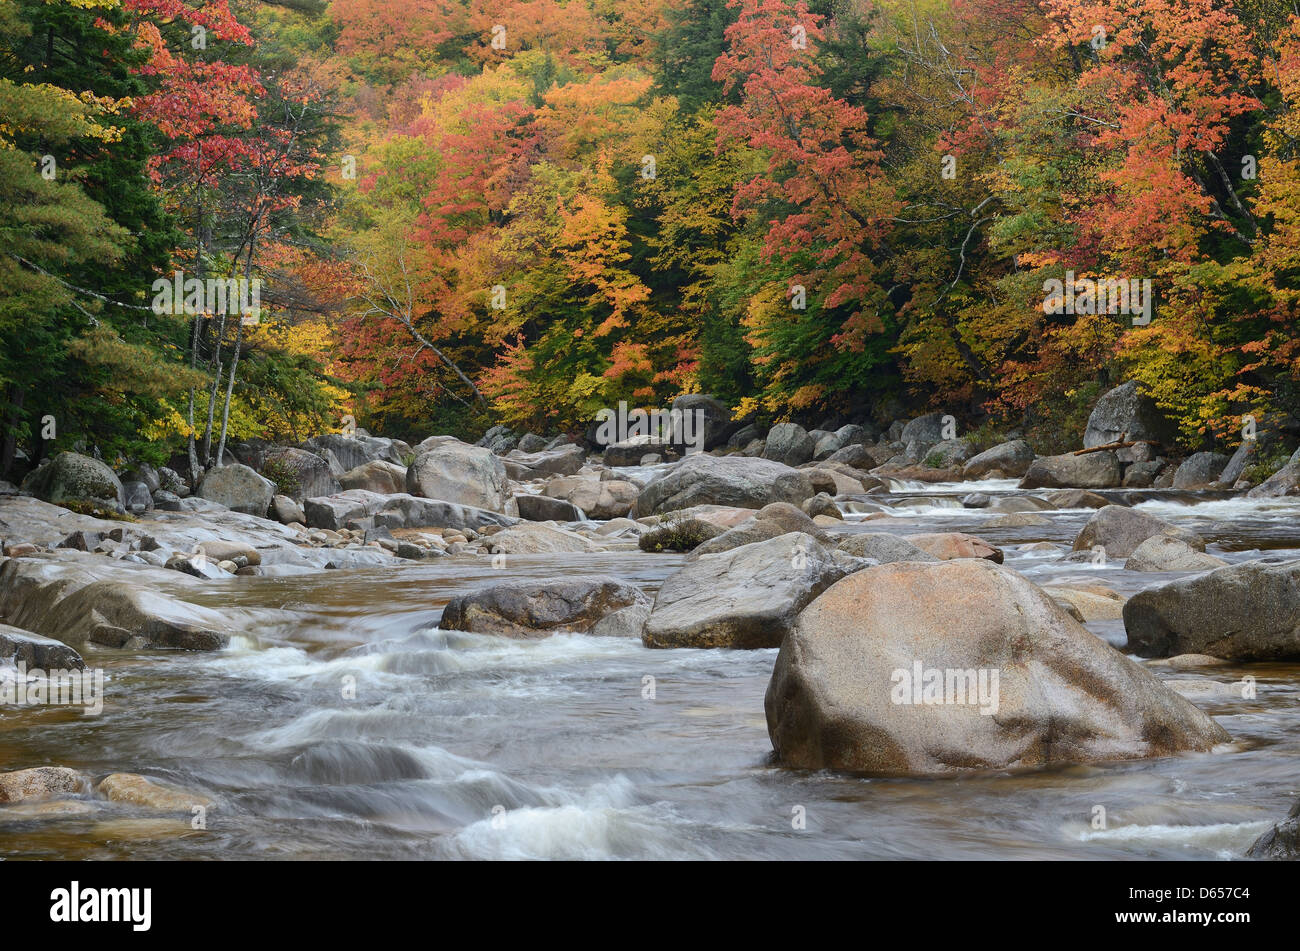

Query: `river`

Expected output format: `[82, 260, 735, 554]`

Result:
[2, 478, 1298, 859]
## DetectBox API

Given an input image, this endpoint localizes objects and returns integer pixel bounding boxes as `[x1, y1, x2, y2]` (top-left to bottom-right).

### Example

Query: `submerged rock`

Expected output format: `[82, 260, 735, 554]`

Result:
[0, 767, 88, 803]
[1247, 798, 1300, 860]
[765, 559, 1229, 774]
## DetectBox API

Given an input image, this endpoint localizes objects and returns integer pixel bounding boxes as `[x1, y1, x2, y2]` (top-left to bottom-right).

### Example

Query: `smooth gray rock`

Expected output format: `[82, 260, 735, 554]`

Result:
[643, 532, 851, 649]
[197, 464, 274, 517]
[762, 423, 816, 467]
[406, 439, 508, 511]
[835, 533, 940, 563]
[1072, 505, 1203, 559]
[1021, 452, 1121, 489]
[1083, 381, 1177, 459]
[1172, 452, 1230, 489]
[963, 440, 1035, 479]
[637, 454, 814, 515]
[515, 494, 585, 522]
[440, 575, 649, 638]
[1124, 559, 1300, 659]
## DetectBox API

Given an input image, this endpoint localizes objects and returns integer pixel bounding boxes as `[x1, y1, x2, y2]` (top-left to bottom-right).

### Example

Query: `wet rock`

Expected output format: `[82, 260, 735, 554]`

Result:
[514, 494, 585, 522]
[962, 493, 992, 508]
[0, 555, 232, 650]
[1247, 799, 1300, 860]
[643, 532, 851, 649]
[21, 452, 125, 510]
[590, 602, 651, 638]
[1123, 559, 1300, 660]
[963, 440, 1035, 479]
[0, 767, 88, 803]
[96, 773, 213, 811]
[907, 532, 1003, 562]
[406, 439, 508, 511]
[1166, 653, 1228, 670]
[0, 623, 85, 669]
[637, 454, 814, 515]
[1125, 535, 1228, 572]
[1072, 505, 1204, 559]
[197, 464, 275, 517]
[1045, 489, 1113, 509]
[166, 553, 228, 579]
[1083, 381, 1178, 460]
[1020, 451, 1121, 490]
[338, 459, 407, 495]
[983, 512, 1052, 528]
[440, 575, 648, 638]
[766, 559, 1229, 773]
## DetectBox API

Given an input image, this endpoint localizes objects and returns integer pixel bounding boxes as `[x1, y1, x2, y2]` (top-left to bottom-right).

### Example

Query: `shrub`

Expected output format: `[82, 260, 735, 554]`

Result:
[261, 456, 300, 497]
[638, 517, 723, 553]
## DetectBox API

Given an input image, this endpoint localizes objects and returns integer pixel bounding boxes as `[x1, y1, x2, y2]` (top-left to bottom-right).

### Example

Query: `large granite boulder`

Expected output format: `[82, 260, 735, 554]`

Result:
[196, 463, 274, 517]
[1020, 451, 1122, 489]
[1071, 505, 1204, 559]
[1123, 560, 1300, 660]
[963, 440, 1035, 479]
[21, 452, 124, 510]
[339, 460, 408, 494]
[263, 447, 341, 501]
[406, 439, 508, 511]
[1083, 381, 1178, 460]
[637, 455, 814, 515]
[542, 476, 638, 520]
[766, 559, 1229, 773]
[1171, 452, 1230, 489]
[762, 423, 816, 467]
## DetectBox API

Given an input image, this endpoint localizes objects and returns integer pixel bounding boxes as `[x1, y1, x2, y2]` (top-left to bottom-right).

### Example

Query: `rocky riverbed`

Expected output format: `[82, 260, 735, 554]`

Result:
[3, 399, 1300, 859]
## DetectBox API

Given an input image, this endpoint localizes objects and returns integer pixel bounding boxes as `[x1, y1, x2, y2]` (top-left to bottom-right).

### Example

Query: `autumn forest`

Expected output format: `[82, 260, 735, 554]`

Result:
[3, 0, 1299, 471]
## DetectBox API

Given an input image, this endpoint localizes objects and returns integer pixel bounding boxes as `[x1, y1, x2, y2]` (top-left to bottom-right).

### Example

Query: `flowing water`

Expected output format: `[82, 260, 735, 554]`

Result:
[3, 482, 1299, 860]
